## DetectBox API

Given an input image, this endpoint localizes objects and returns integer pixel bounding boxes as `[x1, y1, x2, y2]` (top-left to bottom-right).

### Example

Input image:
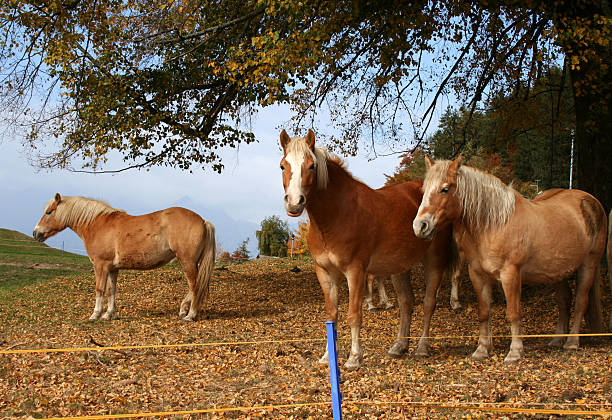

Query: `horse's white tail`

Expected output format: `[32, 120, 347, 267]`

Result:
[192, 220, 216, 316]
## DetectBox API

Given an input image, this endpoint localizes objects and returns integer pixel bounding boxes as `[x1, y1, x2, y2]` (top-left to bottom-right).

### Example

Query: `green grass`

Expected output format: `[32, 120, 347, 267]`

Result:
[0, 228, 91, 293]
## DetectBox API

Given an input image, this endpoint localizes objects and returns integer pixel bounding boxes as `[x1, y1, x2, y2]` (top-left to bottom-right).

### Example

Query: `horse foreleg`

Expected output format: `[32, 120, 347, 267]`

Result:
[387, 272, 413, 359]
[566, 263, 597, 350]
[500, 265, 523, 363]
[101, 270, 118, 320]
[549, 279, 571, 347]
[378, 277, 394, 309]
[416, 264, 443, 357]
[315, 264, 340, 366]
[90, 264, 110, 320]
[345, 265, 366, 370]
[469, 267, 492, 361]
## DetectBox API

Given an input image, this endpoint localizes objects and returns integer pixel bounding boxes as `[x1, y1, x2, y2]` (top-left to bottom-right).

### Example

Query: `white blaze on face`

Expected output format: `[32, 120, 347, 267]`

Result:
[285, 149, 306, 206]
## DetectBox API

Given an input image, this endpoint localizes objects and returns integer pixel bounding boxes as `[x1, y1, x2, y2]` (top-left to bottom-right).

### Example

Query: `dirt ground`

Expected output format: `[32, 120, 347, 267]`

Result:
[0, 257, 610, 419]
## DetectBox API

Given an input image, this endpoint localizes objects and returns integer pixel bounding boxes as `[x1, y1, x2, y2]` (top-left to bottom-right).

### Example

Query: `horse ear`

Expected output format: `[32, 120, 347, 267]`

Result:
[305, 129, 315, 151]
[424, 155, 434, 169]
[54, 193, 61, 203]
[280, 129, 291, 152]
[448, 154, 463, 179]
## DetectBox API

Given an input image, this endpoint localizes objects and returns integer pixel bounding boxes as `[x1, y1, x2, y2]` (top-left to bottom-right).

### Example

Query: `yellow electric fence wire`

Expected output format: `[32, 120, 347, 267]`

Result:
[1, 333, 610, 355]
[43, 402, 331, 420]
[37, 400, 612, 419]
[348, 400, 612, 416]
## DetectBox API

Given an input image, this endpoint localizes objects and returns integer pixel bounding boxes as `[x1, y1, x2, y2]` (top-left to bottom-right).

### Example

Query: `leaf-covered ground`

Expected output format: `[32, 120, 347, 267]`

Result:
[0, 257, 610, 419]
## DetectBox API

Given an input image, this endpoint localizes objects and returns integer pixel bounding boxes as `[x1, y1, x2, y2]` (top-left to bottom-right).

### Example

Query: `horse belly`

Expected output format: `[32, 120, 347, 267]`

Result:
[113, 238, 175, 270]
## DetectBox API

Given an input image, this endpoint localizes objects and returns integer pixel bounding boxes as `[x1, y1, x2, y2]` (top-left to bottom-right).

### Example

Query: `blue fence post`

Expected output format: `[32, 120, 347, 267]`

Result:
[325, 321, 342, 420]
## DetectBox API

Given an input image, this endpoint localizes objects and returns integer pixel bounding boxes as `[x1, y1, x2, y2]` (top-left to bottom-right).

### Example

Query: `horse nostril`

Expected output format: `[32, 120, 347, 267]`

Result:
[298, 195, 305, 205]
[33, 230, 36, 238]
[420, 221, 429, 233]
[284, 194, 289, 202]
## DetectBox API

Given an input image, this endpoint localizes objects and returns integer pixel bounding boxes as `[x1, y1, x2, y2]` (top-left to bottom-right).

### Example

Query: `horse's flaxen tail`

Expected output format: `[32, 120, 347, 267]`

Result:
[192, 220, 216, 317]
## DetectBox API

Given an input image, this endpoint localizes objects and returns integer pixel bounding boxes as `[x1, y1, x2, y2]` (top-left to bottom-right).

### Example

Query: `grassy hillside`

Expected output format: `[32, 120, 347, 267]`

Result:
[0, 228, 91, 292]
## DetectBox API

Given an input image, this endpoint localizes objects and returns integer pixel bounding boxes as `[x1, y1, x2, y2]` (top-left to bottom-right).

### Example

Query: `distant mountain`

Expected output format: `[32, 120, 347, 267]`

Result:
[171, 196, 259, 257]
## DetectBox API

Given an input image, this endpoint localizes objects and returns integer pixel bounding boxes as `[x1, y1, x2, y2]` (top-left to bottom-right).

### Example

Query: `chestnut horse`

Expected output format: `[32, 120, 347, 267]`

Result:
[33, 194, 216, 322]
[414, 156, 607, 363]
[279, 130, 461, 369]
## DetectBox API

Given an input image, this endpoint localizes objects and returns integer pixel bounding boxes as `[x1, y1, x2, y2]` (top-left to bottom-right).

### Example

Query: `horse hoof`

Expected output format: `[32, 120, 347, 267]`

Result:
[563, 343, 578, 351]
[318, 354, 329, 365]
[344, 355, 363, 370]
[100, 312, 115, 320]
[471, 349, 489, 361]
[89, 313, 101, 321]
[384, 303, 394, 310]
[414, 348, 429, 358]
[387, 343, 408, 359]
[181, 316, 196, 322]
[504, 354, 521, 364]
[547, 338, 564, 348]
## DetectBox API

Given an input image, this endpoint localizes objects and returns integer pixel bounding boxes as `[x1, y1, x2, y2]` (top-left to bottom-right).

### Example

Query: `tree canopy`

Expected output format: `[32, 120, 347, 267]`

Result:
[255, 215, 290, 257]
[1, 1, 610, 204]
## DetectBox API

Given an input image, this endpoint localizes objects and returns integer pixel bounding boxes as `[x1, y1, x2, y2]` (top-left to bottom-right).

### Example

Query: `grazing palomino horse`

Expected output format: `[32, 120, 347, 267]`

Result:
[364, 275, 394, 311]
[414, 156, 607, 363]
[279, 130, 460, 369]
[33, 194, 216, 322]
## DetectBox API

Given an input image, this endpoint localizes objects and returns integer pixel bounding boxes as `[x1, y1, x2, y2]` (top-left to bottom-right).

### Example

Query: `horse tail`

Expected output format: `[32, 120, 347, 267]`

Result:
[606, 210, 612, 332]
[584, 200, 607, 333]
[192, 220, 216, 315]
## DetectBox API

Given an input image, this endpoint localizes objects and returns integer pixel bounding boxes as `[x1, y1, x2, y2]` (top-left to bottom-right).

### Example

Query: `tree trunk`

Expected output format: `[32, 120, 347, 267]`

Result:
[561, 2, 612, 210]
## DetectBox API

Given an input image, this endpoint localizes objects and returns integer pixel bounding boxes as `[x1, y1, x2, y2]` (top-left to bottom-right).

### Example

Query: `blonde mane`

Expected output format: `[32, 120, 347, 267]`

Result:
[47, 196, 124, 227]
[286, 136, 351, 190]
[426, 161, 516, 232]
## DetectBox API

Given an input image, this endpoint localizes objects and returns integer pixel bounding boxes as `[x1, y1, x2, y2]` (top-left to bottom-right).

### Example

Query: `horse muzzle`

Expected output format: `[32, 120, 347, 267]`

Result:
[33, 229, 46, 242]
[413, 215, 435, 240]
[284, 194, 306, 217]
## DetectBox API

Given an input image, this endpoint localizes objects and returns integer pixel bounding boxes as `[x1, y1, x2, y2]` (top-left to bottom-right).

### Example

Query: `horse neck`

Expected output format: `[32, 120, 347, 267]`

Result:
[306, 161, 362, 232]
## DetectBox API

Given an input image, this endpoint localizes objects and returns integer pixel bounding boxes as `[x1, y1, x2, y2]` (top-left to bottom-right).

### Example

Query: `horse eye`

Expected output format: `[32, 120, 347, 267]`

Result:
[45, 210, 52, 215]
[440, 186, 449, 194]
[280, 164, 285, 170]
[309, 164, 315, 171]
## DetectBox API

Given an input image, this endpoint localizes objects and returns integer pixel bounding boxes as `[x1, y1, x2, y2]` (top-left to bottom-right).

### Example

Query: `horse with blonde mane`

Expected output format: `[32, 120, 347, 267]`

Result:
[33, 194, 216, 322]
[414, 156, 607, 363]
[279, 130, 461, 369]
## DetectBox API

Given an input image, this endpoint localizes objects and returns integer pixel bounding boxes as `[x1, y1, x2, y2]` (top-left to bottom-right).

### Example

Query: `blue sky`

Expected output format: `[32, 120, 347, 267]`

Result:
[0, 104, 405, 255]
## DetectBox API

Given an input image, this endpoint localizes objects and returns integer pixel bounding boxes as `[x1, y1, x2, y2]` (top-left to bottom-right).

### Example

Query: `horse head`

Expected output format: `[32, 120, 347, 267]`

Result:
[279, 129, 318, 217]
[413, 155, 463, 240]
[33, 193, 67, 241]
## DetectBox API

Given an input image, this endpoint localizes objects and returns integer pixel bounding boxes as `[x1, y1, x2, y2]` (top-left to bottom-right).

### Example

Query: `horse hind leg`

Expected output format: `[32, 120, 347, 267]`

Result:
[449, 269, 463, 312]
[469, 267, 493, 361]
[548, 279, 571, 348]
[387, 272, 414, 359]
[179, 291, 193, 318]
[90, 264, 110, 321]
[565, 262, 598, 350]
[101, 270, 119, 320]
[180, 260, 199, 322]
[364, 274, 377, 311]
[378, 277, 394, 309]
